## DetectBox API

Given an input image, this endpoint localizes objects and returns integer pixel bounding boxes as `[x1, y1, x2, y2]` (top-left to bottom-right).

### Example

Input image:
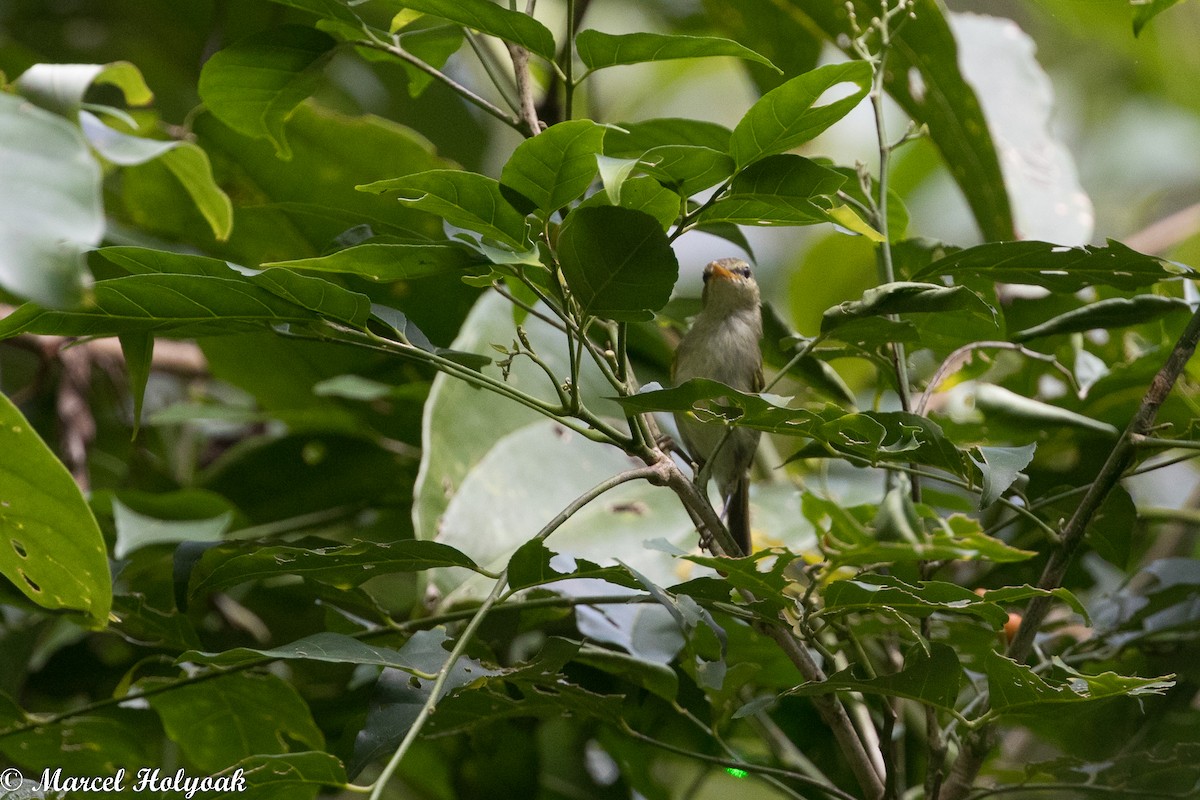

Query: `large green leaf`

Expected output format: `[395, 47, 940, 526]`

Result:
[0, 393, 111, 626]
[729, 61, 872, 168]
[263, 241, 484, 281]
[143, 671, 324, 772]
[985, 651, 1173, 716]
[198, 25, 337, 159]
[188, 539, 481, 599]
[1011, 295, 1190, 342]
[181, 631, 461, 673]
[557, 206, 678, 321]
[915, 239, 1191, 292]
[638, 145, 735, 197]
[576, 30, 780, 73]
[821, 282, 994, 336]
[769, 0, 1014, 240]
[700, 154, 847, 226]
[0, 93, 101, 307]
[359, 169, 530, 249]
[500, 120, 606, 213]
[387, 0, 556, 60]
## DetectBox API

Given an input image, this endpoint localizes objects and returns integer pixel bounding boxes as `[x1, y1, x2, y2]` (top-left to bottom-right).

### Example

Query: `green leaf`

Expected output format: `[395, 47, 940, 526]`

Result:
[821, 282, 994, 335]
[143, 671, 323, 772]
[729, 61, 872, 168]
[180, 631, 461, 673]
[788, 643, 963, 711]
[359, 169, 530, 249]
[824, 574, 1008, 627]
[811, 411, 969, 477]
[0, 392, 111, 626]
[119, 333, 153, 436]
[14, 61, 153, 118]
[351, 629, 498, 774]
[985, 650, 1173, 716]
[1133, 0, 1187, 35]
[507, 540, 639, 591]
[703, 0, 822, 93]
[576, 30, 780, 73]
[915, 239, 1192, 292]
[394, 23, 465, 98]
[188, 539, 482, 598]
[500, 120, 606, 213]
[1012, 295, 1190, 342]
[574, 644, 679, 701]
[700, 154, 847, 226]
[971, 383, 1120, 437]
[557, 206, 678, 321]
[606, 117, 733, 154]
[198, 25, 337, 159]
[0, 93, 101, 307]
[159, 144, 235, 241]
[388, 0, 557, 60]
[264, 241, 484, 281]
[805, 496, 1035, 567]
[579, 175, 680, 230]
[112, 498, 232, 559]
[969, 443, 1037, 509]
[194, 752, 347, 800]
[638, 144, 735, 196]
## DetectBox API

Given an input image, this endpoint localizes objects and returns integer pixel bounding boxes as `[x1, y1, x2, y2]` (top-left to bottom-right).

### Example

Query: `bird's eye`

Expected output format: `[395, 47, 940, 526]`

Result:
[736, 265, 752, 278]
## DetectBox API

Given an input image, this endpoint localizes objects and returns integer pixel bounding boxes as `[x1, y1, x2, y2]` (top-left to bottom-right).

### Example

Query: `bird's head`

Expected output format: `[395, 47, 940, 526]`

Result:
[701, 258, 760, 313]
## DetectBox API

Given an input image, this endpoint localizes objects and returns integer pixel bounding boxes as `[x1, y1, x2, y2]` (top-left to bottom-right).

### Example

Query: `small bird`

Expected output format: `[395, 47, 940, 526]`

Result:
[672, 258, 763, 554]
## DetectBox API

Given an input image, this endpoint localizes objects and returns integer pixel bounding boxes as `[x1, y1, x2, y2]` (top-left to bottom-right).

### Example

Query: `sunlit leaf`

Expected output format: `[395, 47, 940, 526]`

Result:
[359, 169, 531, 249]
[500, 119, 606, 213]
[15, 61, 153, 118]
[729, 61, 872, 168]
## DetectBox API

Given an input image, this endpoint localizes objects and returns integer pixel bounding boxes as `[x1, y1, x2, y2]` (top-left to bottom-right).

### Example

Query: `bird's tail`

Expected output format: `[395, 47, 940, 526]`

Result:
[727, 477, 752, 555]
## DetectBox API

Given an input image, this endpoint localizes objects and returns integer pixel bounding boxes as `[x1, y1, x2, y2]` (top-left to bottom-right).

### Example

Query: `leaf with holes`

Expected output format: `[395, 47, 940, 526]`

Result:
[0, 392, 111, 626]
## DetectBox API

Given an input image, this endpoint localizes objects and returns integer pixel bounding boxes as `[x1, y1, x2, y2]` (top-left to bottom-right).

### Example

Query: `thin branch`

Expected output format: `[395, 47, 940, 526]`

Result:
[352, 38, 524, 132]
[363, 465, 662, 799]
[506, 0, 542, 135]
[940, 303, 1200, 800]
[618, 722, 861, 800]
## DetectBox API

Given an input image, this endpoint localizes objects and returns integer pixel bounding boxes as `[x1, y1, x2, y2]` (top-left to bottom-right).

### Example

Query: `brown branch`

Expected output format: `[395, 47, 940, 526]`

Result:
[940, 303, 1200, 800]
[656, 453, 886, 800]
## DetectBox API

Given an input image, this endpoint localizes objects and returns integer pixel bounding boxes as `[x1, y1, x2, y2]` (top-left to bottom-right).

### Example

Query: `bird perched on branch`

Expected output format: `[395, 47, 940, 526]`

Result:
[672, 258, 763, 554]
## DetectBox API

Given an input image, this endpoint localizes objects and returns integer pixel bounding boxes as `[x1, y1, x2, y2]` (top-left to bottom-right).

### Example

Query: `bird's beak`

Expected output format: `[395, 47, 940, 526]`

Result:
[708, 262, 735, 281]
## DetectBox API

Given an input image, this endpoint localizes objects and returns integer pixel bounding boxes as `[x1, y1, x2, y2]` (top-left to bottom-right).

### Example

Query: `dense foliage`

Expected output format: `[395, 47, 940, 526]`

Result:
[2, 1, 1200, 798]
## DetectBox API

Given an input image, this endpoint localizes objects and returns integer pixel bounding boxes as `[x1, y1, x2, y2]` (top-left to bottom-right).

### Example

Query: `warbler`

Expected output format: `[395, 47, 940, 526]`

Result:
[672, 258, 763, 554]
